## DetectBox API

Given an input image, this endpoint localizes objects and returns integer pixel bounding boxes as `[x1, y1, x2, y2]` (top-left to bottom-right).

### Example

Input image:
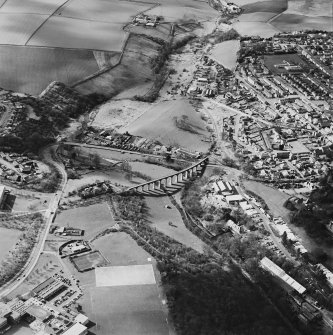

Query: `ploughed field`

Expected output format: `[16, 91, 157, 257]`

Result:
[0, 0, 219, 95]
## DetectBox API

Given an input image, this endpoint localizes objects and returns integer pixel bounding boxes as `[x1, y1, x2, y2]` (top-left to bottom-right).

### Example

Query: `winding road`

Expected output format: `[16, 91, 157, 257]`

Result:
[0, 144, 67, 298]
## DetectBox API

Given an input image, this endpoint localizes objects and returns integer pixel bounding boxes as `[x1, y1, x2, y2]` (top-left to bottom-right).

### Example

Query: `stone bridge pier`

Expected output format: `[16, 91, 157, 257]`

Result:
[123, 157, 208, 196]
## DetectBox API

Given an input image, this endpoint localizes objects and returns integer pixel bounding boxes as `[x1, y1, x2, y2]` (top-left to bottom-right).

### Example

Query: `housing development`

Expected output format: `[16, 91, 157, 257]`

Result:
[0, 0, 332, 335]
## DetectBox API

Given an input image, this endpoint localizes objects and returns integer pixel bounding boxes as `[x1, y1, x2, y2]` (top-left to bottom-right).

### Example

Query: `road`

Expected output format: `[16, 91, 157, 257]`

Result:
[0, 145, 67, 298]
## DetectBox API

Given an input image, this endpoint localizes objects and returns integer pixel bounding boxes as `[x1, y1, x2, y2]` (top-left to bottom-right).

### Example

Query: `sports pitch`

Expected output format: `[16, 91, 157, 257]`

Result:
[71, 250, 107, 272]
[95, 264, 156, 287]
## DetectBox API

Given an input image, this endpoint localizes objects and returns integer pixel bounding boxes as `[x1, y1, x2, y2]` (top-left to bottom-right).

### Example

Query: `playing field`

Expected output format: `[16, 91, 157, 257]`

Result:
[71, 251, 107, 272]
[121, 98, 211, 152]
[264, 54, 310, 74]
[54, 202, 115, 240]
[96, 264, 156, 287]
[75, 232, 170, 335]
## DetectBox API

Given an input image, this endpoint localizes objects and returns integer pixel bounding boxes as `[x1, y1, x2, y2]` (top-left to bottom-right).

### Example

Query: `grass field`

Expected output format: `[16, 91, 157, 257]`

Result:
[0, 13, 47, 45]
[271, 13, 333, 32]
[286, 0, 332, 17]
[145, 0, 217, 22]
[241, 0, 287, 13]
[233, 21, 280, 37]
[91, 99, 149, 130]
[0, 0, 66, 14]
[121, 98, 211, 152]
[95, 264, 156, 286]
[130, 162, 175, 179]
[71, 250, 107, 272]
[28, 17, 127, 51]
[264, 53, 309, 74]
[93, 232, 152, 266]
[238, 12, 277, 21]
[74, 33, 158, 98]
[0, 227, 21, 263]
[57, 0, 152, 23]
[54, 202, 115, 240]
[0, 45, 100, 95]
[76, 232, 170, 335]
[146, 197, 204, 253]
[210, 40, 240, 70]
[243, 180, 290, 220]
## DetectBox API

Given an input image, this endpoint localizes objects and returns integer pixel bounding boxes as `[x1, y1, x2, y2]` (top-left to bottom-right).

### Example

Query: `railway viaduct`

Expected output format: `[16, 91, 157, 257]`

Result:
[122, 157, 209, 196]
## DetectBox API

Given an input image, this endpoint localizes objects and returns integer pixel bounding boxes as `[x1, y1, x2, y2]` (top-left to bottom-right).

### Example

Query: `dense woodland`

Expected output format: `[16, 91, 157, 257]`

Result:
[290, 170, 333, 242]
[111, 194, 297, 335]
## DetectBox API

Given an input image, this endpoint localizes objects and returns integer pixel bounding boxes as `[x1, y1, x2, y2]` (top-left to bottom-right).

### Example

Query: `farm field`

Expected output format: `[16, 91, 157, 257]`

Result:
[238, 12, 277, 21]
[0, 46, 101, 95]
[232, 21, 280, 38]
[210, 39, 240, 70]
[0, 13, 47, 45]
[121, 98, 211, 153]
[74, 33, 159, 98]
[54, 202, 115, 240]
[0, 0, 66, 14]
[27, 17, 127, 51]
[241, 0, 287, 13]
[285, 0, 332, 17]
[146, 197, 204, 253]
[57, 0, 152, 23]
[145, 0, 217, 22]
[76, 232, 170, 335]
[0, 227, 21, 263]
[271, 14, 333, 32]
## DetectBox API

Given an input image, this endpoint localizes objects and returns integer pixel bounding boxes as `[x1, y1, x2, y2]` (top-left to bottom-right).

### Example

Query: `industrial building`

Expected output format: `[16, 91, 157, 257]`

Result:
[31, 277, 67, 301]
[61, 322, 88, 335]
[260, 257, 306, 295]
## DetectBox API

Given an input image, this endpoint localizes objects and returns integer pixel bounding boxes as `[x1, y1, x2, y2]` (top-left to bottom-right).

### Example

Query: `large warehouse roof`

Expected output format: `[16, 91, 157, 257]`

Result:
[260, 257, 306, 295]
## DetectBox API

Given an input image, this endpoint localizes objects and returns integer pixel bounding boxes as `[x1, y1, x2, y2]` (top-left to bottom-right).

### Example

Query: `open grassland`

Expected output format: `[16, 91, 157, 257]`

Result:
[27, 17, 127, 51]
[121, 98, 211, 152]
[91, 99, 149, 130]
[146, 197, 204, 253]
[0, 13, 47, 45]
[0, 0, 66, 14]
[0, 227, 21, 263]
[210, 39, 240, 70]
[57, 0, 152, 23]
[78, 232, 169, 335]
[54, 202, 115, 240]
[0, 46, 100, 95]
